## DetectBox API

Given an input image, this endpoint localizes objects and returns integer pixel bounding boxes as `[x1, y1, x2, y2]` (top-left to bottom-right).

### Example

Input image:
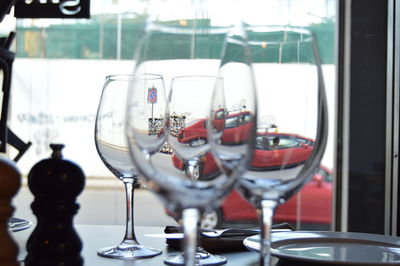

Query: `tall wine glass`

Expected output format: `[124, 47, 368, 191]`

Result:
[165, 75, 235, 265]
[94, 74, 162, 259]
[229, 26, 328, 266]
[126, 26, 256, 265]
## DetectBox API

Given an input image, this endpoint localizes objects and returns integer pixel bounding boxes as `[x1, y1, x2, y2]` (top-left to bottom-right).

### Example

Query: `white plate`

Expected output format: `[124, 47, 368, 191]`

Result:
[243, 231, 400, 265]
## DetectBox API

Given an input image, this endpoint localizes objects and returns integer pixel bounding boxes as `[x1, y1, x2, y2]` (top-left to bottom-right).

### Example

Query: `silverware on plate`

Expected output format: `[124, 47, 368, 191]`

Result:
[145, 228, 292, 239]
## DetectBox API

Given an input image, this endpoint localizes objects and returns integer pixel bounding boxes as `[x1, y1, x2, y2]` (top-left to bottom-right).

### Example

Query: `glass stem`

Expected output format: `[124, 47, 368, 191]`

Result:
[182, 208, 200, 266]
[259, 199, 277, 266]
[122, 179, 139, 245]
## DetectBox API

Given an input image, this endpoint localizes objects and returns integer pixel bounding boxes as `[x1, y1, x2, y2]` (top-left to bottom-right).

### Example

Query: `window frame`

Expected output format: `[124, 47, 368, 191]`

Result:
[335, 0, 397, 235]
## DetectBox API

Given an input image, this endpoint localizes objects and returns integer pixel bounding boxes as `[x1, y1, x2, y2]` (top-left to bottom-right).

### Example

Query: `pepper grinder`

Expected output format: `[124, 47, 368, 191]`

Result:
[25, 144, 85, 266]
[0, 157, 21, 266]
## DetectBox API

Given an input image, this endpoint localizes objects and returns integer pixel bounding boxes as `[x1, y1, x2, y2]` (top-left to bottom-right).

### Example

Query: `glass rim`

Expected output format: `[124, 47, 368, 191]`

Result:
[246, 25, 314, 44]
[148, 23, 230, 35]
[105, 74, 134, 81]
[171, 75, 220, 81]
[132, 73, 164, 81]
[246, 25, 313, 35]
[105, 73, 163, 81]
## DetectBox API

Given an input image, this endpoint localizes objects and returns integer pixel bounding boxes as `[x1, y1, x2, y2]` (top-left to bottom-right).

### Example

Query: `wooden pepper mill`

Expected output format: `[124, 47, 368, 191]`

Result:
[25, 144, 85, 266]
[0, 157, 21, 266]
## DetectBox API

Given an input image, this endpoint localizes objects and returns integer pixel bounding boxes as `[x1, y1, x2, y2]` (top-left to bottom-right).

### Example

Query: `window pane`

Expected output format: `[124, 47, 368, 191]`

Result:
[7, 0, 336, 230]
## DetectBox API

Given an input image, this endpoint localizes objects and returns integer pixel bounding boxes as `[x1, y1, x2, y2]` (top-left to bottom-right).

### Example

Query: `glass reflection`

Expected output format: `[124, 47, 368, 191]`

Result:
[125, 2, 257, 264]
[212, 25, 329, 266]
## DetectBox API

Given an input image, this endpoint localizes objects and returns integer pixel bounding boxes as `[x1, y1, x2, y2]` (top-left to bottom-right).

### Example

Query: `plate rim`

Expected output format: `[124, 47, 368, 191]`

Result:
[243, 231, 400, 265]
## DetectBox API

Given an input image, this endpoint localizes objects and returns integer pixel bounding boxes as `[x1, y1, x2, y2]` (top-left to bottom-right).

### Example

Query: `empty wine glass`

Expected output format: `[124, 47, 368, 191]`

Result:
[165, 75, 234, 265]
[126, 30, 256, 265]
[230, 26, 329, 266]
[125, 0, 257, 264]
[94, 74, 162, 259]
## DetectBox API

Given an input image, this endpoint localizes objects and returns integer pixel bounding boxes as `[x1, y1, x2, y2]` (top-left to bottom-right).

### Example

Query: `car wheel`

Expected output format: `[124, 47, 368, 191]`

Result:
[189, 138, 206, 147]
[201, 209, 222, 229]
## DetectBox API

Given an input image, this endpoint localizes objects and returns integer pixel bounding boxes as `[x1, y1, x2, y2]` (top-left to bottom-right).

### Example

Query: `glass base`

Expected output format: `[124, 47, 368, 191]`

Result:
[97, 242, 162, 259]
[164, 251, 227, 265]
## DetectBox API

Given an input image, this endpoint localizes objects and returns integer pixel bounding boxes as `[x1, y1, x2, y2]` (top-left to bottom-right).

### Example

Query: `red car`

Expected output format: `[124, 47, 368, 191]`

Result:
[172, 132, 315, 179]
[167, 165, 332, 230]
[169, 113, 330, 229]
[172, 151, 220, 180]
[251, 132, 314, 170]
[201, 166, 332, 229]
[176, 110, 253, 147]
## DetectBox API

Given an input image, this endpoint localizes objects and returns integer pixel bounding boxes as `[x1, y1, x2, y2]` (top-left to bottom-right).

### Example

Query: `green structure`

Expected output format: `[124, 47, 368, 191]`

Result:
[16, 15, 335, 64]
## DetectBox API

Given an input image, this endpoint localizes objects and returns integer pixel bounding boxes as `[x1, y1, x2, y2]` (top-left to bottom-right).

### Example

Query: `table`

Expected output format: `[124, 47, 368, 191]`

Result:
[13, 225, 270, 266]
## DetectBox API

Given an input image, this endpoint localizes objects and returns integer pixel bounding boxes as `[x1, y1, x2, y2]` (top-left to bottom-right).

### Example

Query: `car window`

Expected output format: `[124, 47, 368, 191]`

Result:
[255, 135, 267, 150]
[275, 136, 299, 149]
[224, 113, 251, 129]
[225, 116, 238, 128]
[215, 110, 225, 119]
[296, 138, 315, 146]
[241, 113, 252, 124]
[255, 135, 314, 150]
[255, 135, 281, 150]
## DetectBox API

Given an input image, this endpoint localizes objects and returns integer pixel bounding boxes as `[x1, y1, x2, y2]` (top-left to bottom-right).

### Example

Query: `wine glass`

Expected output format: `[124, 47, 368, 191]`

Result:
[94, 74, 162, 259]
[126, 28, 256, 265]
[229, 26, 329, 266]
[165, 75, 234, 265]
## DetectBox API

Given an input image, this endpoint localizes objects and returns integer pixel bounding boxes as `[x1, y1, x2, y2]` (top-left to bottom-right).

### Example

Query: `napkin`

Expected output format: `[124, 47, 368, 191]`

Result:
[165, 222, 294, 253]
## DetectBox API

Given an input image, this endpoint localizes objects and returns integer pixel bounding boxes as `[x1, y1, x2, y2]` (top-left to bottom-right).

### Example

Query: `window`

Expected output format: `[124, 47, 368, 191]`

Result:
[4, 0, 337, 230]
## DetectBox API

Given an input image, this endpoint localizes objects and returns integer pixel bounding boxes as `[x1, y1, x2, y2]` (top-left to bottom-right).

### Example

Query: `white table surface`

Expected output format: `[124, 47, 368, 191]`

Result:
[13, 224, 263, 265]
